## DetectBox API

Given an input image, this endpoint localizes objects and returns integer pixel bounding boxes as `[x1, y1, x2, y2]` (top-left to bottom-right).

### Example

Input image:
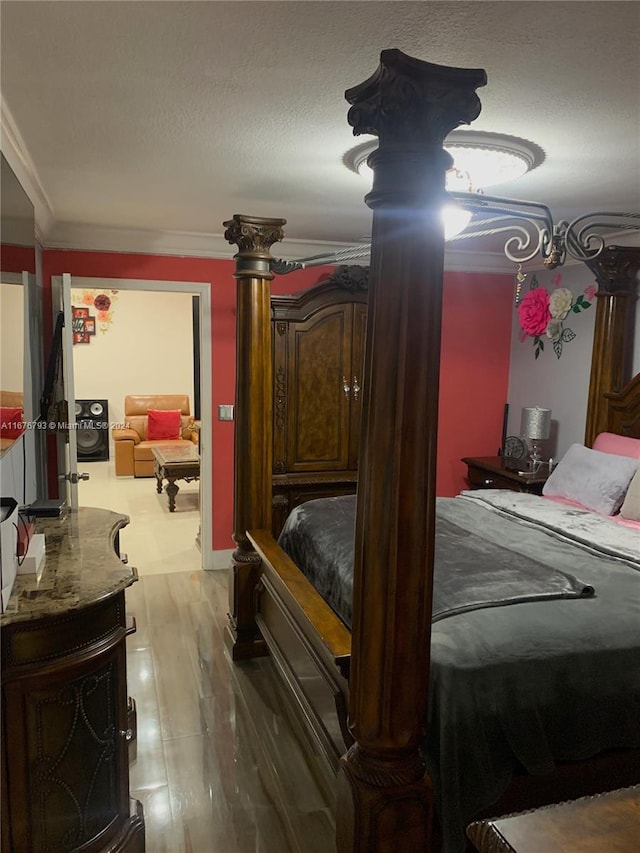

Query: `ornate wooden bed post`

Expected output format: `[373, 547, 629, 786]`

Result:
[336, 51, 486, 851]
[584, 246, 640, 446]
[224, 214, 286, 659]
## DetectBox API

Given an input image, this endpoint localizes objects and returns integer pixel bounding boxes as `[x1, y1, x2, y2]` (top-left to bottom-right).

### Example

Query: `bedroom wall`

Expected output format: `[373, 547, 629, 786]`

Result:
[505, 261, 640, 461]
[41, 250, 513, 547]
[438, 271, 513, 494]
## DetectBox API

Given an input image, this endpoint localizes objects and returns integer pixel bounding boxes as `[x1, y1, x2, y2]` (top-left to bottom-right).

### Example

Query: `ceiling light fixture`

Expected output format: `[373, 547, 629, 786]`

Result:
[344, 131, 544, 240]
[271, 137, 637, 275]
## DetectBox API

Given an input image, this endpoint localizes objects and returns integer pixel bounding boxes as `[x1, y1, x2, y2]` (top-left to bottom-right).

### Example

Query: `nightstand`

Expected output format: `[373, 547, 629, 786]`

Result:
[467, 785, 640, 852]
[462, 456, 549, 496]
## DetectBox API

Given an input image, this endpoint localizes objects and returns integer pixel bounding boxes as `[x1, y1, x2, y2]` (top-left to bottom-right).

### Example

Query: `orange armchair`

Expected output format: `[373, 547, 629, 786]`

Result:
[112, 394, 198, 477]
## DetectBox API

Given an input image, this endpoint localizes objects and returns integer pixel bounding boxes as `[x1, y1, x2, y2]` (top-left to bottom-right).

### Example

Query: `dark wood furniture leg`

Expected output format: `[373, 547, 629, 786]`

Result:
[224, 215, 285, 660]
[155, 465, 163, 494]
[165, 476, 179, 512]
[336, 50, 486, 853]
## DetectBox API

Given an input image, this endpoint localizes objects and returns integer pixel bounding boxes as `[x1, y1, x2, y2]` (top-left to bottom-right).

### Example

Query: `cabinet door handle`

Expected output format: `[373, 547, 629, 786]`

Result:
[119, 728, 134, 741]
[343, 376, 351, 398]
[482, 477, 494, 487]
[352, 376, 360, 400]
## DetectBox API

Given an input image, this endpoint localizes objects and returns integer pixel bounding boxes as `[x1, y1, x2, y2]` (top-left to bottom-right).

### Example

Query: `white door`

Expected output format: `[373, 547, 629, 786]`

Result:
[51, 273, 86, 509]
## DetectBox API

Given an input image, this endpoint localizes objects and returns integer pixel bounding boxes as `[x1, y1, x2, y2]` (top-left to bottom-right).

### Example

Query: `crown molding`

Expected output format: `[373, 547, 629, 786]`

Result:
[44, 221, 360, 263]
[37, 218, 639, 276]
[1, 97, 56, 242]
[45, 220, 516, 273]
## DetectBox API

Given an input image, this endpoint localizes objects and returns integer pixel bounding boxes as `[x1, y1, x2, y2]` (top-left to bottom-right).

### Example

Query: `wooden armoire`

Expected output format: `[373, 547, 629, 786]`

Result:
[271, 265, 368, 536]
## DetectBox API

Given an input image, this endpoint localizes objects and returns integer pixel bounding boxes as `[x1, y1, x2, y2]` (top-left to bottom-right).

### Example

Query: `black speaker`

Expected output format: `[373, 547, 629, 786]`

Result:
[75, 399, 109, 462]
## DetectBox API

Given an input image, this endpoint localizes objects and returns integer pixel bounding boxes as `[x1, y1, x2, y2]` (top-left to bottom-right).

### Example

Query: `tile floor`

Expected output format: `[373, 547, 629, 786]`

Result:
[77, 460, 232, 576]
[78, 461, 336, 853]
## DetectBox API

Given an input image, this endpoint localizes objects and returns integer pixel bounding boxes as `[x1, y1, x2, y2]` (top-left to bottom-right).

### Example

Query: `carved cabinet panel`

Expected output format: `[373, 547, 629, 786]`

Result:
[271, 269, 368, 536]
[2, 595, 143, 853]
[1, 509, 144, 853]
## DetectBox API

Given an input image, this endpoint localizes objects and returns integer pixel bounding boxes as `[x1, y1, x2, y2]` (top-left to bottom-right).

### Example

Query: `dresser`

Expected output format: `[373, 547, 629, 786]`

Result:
[271, 266, 368, 536]
[1, 508, 144, 853]
[467, 785, 640, 852]
[462, 456, 549, 495]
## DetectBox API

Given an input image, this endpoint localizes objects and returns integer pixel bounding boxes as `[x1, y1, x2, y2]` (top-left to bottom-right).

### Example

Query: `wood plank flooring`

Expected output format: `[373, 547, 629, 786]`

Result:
[125, 569, 336, 853]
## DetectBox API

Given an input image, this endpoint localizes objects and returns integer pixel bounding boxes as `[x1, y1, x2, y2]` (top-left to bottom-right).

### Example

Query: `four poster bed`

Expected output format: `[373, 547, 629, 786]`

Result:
[224, 51, 640, 853]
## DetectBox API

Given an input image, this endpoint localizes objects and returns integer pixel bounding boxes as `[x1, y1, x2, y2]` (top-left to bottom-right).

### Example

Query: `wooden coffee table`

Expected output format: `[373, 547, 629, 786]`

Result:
[152, 444, 200, 512]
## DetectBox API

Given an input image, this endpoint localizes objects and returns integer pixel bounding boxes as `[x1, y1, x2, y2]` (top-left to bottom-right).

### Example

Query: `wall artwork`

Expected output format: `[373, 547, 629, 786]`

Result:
[73, 289, 119, 336]
[515, 271, 595, 360]
[72, 307, 96, 345]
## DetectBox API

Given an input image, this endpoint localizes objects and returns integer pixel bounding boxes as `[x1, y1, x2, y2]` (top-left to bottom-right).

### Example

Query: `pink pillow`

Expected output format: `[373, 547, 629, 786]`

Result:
[147, 409, 181, 441]
[593, 432, 640, 460]
[0, 406, 24, 439]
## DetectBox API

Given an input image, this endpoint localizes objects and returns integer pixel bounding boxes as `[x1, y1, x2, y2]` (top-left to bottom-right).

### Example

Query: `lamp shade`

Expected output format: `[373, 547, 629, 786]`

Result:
[521, 407, 551, 440]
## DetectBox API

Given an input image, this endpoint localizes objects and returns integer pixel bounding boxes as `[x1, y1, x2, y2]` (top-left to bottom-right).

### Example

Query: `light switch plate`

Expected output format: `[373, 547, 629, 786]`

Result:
[218, 404, 234, 421]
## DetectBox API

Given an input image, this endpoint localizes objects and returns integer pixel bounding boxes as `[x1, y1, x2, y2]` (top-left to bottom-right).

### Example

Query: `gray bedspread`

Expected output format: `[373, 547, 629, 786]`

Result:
[278, 494, 595, 626]
[277, 491, 640, 853]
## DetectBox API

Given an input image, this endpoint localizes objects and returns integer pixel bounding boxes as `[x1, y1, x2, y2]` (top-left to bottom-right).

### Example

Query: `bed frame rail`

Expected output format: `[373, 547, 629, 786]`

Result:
[248, 529, 351, 769]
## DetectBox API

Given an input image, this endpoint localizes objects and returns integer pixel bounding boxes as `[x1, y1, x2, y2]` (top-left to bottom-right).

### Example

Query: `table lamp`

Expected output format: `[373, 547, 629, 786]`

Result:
[521, 406, 551, 471]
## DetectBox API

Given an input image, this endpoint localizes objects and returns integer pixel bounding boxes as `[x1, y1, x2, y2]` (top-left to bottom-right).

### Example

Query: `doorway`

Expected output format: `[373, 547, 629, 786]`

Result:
[54, 275, 213, 571]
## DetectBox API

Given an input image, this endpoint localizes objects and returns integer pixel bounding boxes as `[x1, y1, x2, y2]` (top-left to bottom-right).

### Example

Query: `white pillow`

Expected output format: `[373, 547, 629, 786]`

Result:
[542, 443, 639, 515]
[620, 467, 640, 521]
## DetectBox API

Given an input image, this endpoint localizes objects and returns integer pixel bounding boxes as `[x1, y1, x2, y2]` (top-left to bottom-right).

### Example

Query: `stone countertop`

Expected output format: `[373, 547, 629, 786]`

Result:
[0, 506, 138, 626]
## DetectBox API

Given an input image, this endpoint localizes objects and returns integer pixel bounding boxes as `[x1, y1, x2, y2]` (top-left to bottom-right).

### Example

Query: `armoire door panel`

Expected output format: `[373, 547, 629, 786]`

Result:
[348, 302, 368, 469]
[287, 308, 353, 471]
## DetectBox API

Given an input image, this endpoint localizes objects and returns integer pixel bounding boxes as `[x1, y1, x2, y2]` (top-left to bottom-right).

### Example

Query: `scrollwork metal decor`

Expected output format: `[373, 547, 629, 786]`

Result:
[269, 196, 639, 275]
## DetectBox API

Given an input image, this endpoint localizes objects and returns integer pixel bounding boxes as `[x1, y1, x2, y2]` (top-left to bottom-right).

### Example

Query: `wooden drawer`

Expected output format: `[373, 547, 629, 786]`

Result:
[466, 467, 518, 490]
[2, 596, 125, 672]
[463, 457, 548, 495]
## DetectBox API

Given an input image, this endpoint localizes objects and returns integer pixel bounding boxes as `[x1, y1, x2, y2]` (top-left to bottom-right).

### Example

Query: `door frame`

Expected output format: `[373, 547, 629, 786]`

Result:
[58, 275, 214, 570]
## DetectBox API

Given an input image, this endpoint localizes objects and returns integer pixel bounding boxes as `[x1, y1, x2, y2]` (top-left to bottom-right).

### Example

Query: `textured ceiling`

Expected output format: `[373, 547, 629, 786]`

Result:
[1, 1, 639, 256]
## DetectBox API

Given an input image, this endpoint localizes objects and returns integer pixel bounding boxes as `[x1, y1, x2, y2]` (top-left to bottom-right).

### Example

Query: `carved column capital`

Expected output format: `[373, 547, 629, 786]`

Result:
[224, 214, 286, 278]
[345, 49, 487, 207]
[585, 245, 640, 294]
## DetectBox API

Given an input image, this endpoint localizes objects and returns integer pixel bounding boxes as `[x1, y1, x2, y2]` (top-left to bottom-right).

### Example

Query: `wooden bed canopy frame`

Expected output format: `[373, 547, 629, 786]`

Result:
[223, 50, 640, 852]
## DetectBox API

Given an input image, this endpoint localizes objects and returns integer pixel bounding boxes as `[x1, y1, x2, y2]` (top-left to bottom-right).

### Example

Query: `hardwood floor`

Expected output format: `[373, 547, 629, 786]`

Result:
[78, 460, 335, 850]
[125, 569, 336, 853]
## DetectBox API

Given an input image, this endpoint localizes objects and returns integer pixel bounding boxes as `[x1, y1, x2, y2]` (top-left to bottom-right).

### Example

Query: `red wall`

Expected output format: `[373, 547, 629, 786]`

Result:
[438, 271, 513, 495]
[1, 243, 36, 273]
[41, 250, 512, 549]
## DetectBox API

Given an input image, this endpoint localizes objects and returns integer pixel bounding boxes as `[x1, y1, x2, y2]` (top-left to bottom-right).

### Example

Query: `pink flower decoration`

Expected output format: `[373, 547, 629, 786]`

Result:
[584, 284, 596, 301]
[82, 292, 94, 306]
[518, 288, 551, 337]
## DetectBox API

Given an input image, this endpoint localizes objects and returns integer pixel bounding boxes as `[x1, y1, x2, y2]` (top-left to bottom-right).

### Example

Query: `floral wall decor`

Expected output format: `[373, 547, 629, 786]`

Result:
[516, 272, 595, 360]
[74, 289, 119, 334]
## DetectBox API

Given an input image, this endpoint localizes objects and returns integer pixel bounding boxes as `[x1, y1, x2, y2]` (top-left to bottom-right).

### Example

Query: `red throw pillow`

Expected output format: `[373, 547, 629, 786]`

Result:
[147, 409, 182, 441]
[0, 406, 24, 439]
